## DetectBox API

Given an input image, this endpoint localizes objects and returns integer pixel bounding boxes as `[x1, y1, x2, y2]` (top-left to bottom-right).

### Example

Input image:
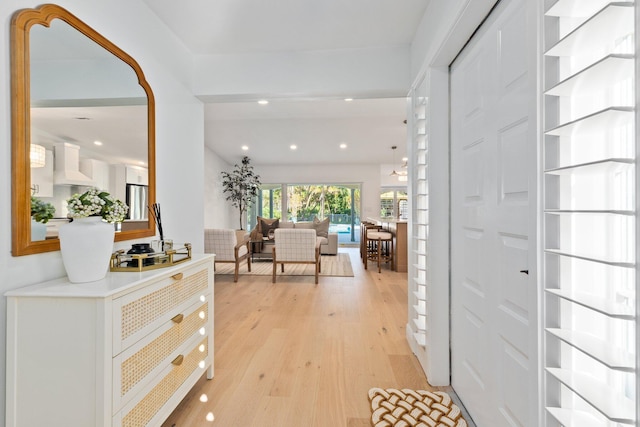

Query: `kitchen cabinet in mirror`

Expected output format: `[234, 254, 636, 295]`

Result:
[12, 4, 156, 256]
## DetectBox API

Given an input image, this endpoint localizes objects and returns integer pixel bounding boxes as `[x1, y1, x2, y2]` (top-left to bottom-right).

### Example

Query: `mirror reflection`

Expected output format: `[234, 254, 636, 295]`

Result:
[29, 19, 149, 242]
[11, 3, 156, 256]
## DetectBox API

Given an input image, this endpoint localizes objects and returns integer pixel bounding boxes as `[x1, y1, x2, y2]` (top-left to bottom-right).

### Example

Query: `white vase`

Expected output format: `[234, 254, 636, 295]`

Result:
[58, 216, 115, 283]
[31, 219, 47, 241]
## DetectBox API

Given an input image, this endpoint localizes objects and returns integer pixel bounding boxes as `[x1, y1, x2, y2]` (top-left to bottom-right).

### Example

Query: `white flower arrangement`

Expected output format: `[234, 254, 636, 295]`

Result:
[66, 188, 129, 223]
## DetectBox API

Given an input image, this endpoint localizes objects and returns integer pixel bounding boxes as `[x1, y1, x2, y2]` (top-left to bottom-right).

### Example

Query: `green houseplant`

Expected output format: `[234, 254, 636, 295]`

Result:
[31, 196, 55, 224]
[221, 156, 261, 230]
[30, 196, 55, 241]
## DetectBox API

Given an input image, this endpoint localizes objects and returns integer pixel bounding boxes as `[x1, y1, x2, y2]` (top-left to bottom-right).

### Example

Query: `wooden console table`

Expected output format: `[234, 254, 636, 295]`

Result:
[368, 217, 408, 273]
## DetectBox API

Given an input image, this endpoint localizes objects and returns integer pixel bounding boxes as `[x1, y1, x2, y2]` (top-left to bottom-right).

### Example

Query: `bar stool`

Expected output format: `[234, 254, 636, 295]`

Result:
[364, 227, 394, 273]
[360, 222, 381, 261]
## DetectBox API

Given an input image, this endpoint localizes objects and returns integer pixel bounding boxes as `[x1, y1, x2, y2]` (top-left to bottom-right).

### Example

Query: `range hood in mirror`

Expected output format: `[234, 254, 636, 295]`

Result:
[53, 142, 95, 186]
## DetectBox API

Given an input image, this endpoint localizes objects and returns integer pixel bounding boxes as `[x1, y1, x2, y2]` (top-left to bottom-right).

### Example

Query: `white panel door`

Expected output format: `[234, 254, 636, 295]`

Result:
[450, 0, 537, 426]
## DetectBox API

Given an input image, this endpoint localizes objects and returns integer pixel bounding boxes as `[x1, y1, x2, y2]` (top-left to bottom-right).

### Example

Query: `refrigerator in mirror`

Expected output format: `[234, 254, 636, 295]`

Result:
[126, 184, 149, 220]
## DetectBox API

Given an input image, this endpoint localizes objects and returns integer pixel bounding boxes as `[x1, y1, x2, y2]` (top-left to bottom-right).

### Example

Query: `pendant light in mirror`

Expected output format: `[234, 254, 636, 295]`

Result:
[30, 144, 46, 168]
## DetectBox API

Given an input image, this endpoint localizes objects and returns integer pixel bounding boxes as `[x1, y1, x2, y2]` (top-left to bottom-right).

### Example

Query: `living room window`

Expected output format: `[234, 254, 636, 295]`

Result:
[257, 185, 282, 219]
[380, 188, 408, 219]
[287, 184, 361, 244]
[247, 183, 361, 244]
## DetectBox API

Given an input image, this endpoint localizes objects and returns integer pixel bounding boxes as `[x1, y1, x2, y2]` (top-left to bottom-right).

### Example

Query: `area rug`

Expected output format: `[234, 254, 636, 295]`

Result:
[368, 388, 467, 427]
[214, 252, 354, 277]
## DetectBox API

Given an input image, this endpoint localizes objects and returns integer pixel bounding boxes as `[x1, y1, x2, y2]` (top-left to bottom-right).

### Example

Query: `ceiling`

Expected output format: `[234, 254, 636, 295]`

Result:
[142, 0, 430, 166]
[142, 0, 430, 55]
[205, 98, 408, 166]
[29, 1, 430, 169]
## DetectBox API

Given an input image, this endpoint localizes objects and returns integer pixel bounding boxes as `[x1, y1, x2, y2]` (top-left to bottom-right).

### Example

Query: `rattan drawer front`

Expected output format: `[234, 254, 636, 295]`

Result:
[115, 300, 209, 409]
[114, 266, 209, 354]
[120, 337, 208, 427]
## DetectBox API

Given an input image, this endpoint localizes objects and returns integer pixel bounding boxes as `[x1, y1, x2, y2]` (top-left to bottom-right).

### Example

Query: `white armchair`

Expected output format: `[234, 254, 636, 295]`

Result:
[272, 228, 321, 284]
[204, 229, 251, 282]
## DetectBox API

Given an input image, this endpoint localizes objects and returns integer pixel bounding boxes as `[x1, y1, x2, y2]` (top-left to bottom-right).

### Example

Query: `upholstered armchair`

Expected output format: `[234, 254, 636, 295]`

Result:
[204, 229, 251, 282]
[272, 228, 321, 284]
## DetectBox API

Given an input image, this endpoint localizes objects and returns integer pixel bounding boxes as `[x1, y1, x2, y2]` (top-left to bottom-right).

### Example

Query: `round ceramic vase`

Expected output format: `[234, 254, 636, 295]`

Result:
[58, 216, 115, 283]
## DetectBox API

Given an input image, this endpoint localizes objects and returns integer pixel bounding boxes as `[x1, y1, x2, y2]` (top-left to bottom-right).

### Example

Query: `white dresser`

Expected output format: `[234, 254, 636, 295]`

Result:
[5, 254, 214, 427]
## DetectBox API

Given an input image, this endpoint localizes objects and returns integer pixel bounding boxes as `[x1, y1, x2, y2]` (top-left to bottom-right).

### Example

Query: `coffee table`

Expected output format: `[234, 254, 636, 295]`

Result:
[250, 237, 274, 261]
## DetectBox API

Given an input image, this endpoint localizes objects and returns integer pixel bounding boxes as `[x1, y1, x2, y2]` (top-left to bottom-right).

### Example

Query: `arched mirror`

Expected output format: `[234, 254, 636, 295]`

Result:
[11, 4, 156, 256]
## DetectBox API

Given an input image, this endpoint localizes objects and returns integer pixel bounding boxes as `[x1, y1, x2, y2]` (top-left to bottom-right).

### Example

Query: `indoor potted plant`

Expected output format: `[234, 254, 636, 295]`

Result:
[30, 196, 55, 241]
[221, 156, 261, 230]
[59, 188, 128, 283]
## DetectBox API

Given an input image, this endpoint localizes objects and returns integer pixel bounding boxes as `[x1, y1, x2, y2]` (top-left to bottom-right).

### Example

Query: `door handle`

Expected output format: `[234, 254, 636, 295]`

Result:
[519, 270, 529, 275]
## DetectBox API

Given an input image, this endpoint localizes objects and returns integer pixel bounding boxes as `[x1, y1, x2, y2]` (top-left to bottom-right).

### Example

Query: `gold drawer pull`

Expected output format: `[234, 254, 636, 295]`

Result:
[171, 272, 184, 281]
[171, 313, 184, 324]
[172, 354, 184, 366]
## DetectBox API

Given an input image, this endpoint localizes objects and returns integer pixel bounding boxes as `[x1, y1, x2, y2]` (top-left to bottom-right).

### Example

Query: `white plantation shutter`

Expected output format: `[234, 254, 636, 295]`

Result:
[406, 74, 436, 377]
[542, 1, 637, 425]
[411, 78, 429, 348]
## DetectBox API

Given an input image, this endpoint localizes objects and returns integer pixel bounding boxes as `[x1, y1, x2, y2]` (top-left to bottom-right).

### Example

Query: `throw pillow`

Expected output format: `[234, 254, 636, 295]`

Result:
[256, 216, 279, 233]
[260, 218, 279, 240]
[313, 217, 330, 238]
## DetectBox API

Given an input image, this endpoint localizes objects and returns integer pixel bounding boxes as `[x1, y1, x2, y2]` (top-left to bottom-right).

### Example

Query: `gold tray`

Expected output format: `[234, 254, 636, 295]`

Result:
[110, 243, 192, 272]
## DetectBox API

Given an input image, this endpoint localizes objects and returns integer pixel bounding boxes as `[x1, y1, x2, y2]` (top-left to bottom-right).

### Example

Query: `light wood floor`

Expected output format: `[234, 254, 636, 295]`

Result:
[162, 247, 439, 427]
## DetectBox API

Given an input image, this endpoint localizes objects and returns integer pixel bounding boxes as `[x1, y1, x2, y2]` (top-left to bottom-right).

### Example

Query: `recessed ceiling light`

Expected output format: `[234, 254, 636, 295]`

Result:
[290, 144, 297, 150]
[258, 100, 269, 105]
[344, 98, 353, 102]
[339, 143, 347, 149]
[241, 145, 249, 151]
[402, 157, 408, 162]
[94, 141, 103, 146]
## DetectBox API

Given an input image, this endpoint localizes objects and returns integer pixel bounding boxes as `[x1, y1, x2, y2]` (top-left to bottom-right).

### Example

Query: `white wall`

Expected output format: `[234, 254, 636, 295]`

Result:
[0, 1, 204, 424]
[410, 0, 497, 78]
[195, 46, 411, 101]
[256, 163, 381, 220]
[204, 147, 235, 229]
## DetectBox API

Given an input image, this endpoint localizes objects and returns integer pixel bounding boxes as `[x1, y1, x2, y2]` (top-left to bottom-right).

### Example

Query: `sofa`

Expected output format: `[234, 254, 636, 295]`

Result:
[249, 217, 338, 256]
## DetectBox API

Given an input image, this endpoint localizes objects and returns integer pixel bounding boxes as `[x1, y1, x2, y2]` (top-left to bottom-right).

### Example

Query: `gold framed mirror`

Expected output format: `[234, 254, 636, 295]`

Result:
[11, 4, 156, 256]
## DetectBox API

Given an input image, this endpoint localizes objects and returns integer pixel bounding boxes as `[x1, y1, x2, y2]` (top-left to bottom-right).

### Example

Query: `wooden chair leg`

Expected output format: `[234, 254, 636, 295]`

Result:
[247, 255, 252, 272]
[364, 243, 368, 269]
[272, 260, 277, 283]
[272, 248, 277, 283]
[234, 261, 239, 282]
[377, 238, 382, 273]
[390, 239, 394, 271]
